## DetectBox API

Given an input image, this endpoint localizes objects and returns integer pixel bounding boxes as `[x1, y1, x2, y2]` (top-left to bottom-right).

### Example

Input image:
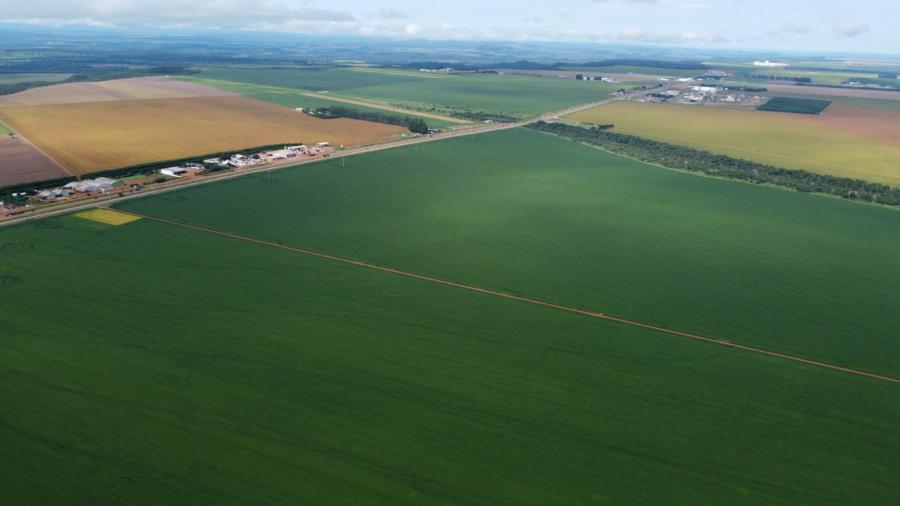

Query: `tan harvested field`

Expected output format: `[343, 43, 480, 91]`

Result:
[0, 95, 405, 175]
[0, 76, 236, 107]
[565, 100, 900, 186]
[0, 135, 71, 187]
[765, 83, 900, 101]
[824, 101, 900, 147]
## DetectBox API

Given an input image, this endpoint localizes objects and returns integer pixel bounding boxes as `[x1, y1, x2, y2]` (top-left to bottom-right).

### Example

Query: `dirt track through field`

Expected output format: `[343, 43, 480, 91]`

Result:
[122, 209, 900, 385]
[300, 92, 471, 124]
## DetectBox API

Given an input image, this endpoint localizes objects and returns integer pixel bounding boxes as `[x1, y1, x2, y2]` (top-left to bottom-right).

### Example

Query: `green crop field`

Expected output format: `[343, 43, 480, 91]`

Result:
[338, 74, 625, 117]
[180, 77, 462, 129]
[0, 213, 897, 505]
[709, 63, 875, 86]
[117, 128, 900, 377]
[193, 67, 629, 118]
[198, 66, 427, 91]
[565, 101, 900, 186]
[2, 131, 900, 503]
[0, 120, 10, 134]
[758, 96, 832, 114]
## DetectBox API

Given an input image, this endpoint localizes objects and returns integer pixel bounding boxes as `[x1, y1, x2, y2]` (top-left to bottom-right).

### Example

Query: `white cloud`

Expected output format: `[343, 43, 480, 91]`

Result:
[0, 0, 893, 51]
[3, 0, 355, 29]
[372, 8, 408, 20]
[834, 21, 869, 38]
[774, 21, 810, 35]
[607, 25, 727, 44]
[591, 0, 659, 4]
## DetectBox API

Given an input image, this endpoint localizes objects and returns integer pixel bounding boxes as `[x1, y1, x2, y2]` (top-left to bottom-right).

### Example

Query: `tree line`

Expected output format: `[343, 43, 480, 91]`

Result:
[307, 106, 429, 134]
[528, 121, 900, 207]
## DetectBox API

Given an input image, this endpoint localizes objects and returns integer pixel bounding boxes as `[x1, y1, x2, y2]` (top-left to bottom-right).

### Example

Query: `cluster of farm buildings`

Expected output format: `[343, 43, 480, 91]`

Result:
[161, 143, 330, 178]
[634, 80, 767, 107]
[565, 74, 618, 83]
[3, 142, 333, 211]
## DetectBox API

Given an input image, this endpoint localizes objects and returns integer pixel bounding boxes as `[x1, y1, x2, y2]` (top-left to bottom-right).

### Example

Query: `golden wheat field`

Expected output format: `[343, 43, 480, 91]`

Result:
[0, 95, 405, 175]
[565, 101, 900, 186]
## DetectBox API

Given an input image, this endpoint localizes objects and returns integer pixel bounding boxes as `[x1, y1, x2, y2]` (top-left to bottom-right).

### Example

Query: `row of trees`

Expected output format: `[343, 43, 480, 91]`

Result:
[308, 106, 429, 134]
[448, 109, 519, 123]
[529, 121, 900, 207]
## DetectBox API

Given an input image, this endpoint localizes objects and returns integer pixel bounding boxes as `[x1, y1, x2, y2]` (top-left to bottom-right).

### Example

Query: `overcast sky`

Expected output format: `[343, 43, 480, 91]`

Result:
[3, 0, 898, 53]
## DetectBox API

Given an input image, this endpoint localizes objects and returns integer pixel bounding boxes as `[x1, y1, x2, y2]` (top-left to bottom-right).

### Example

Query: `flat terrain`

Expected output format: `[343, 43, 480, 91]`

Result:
[2, 140, 899, 502]
[198, 66, 429, 92]
[0, 72, 73, 85]
[492, 69, 657, 82]
[565, 100, 900, 185]
[758, 96, 831, 114]
[194, 67, 629, 118]
[182, 77, 466, 128]
[0, 95, 405, 175]
[710, 63, 877, 86]
[561, 65, 703, 78]
[818, 98, 900, 147]
[298, 92, 471, 124]
[764, 83, 900, 101]
[118, 128, 900, 377]
[0, 135, 71, 187]
[0, 76, 236, 107]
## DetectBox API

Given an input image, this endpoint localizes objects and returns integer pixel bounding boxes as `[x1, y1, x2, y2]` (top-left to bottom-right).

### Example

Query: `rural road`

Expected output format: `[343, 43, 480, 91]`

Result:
[0, 86, 659, 229]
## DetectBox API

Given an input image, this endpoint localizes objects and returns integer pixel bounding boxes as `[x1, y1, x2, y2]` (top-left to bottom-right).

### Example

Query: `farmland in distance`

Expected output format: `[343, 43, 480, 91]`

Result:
[565, 100, 900, 185]
[0, 76, 236, 107]
[0, 95, 405, 175]
[181, 77, 466, 129]
[193, 67, 634, 118]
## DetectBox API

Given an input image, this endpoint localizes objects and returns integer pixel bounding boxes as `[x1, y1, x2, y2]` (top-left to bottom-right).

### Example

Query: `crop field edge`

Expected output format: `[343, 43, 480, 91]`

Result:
[530, 127, 900, 212]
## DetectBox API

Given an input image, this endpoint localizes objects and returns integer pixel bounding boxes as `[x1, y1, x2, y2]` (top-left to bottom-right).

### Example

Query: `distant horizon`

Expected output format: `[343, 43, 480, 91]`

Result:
[2, 23, 900, 63]
[2, 0, 898, 55]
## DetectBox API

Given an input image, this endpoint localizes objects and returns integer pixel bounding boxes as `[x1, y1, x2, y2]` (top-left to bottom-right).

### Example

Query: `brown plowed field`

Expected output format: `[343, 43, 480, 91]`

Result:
[0, 76, 236, 107]
[0, 95, 405, 175]
[822, 101, 900, 147]
[0, 135, 71, 188]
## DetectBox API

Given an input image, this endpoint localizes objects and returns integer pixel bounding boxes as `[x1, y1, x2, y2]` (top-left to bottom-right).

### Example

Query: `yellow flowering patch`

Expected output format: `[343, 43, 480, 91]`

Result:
[75, 208, 141, 226]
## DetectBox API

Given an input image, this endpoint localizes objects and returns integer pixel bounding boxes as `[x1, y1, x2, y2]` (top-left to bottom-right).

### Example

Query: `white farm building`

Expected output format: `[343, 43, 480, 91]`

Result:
[160, 167, 188, 177]
[64, 177, 118, 193]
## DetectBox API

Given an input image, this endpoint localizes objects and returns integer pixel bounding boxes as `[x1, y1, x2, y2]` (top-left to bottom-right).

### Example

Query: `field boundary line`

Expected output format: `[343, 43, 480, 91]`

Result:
[0, 116, 74, 177]
[123, 210, 900, 386]
[300, 92, 471, 124]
